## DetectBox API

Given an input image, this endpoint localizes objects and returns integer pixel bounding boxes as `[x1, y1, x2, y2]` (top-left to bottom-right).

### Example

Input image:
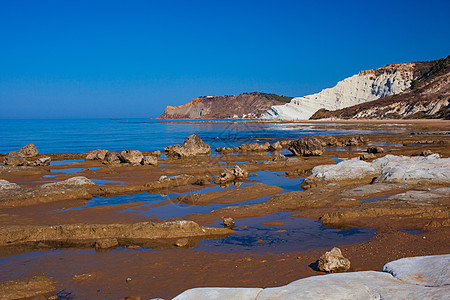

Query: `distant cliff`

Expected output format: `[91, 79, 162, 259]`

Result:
[261, 59, 440, 120]
[158, 92, 293, 119]
[310, 56, 450, 120]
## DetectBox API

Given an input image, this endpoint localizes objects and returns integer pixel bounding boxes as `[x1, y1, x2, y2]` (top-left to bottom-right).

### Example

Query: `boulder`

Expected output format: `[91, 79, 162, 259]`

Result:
[33, 157, 51, 166]
[119, 150, 144, 164]
[0, 179, 20, 190]
[18, 143, 39, 157]
[42, 176, 95, 188]
[288, 138, 324, 156]
[86, 149, 109, 160]
[95, 238, 119, 249]
[167, 134, 211, 157]
[367, 146, 384, 154]
[104, 151, 121, 164]
[317, 247, 350, 273]
[4, 152, 28, 166]
[141, 155, 158, 166]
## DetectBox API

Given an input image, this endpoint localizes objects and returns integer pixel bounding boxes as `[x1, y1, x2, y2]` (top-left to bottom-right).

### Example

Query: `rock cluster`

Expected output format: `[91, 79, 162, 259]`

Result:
[33, 157, 51, 166]
[85, 149, 159, 166]
[289, 138, 324, 156]
[214, 165, 249, 184]
[86, 149, 109, 160]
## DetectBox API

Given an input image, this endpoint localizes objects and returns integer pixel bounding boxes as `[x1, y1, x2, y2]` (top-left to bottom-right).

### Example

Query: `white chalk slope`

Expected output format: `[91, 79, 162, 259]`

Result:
[262, 63, 415, 120]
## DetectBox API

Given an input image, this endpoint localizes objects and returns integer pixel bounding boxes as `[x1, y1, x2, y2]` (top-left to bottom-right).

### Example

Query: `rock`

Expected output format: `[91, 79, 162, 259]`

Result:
[214, 165, 249, 184]
[359, 153, 375, 160]
[216, 146, 239, 153]
[317, 247, 350, 273]
[104, 151, 121, 164]
[33, 157, 51, 166]
[142, 155, 158, 166]
[42, 176, 95, 188]
[165, 144, 181, 153]
[271, 153, 287, 161]
[239, 142, 270, 152]
[0, 276, 56, 300]
[150, 150, 162, 157]
[420, 150, 433, 156]
[0, 179, 20, 190]
[268, 141, 282, 151]
[302, 159, 381, 188]
[4, 152, 27, 166]
[95, 238, 119, 249]
[373, 154, 450, 184]
[167, 134, 212, 157]
[367, 146, 384, 154]
[288, 138, 324, 156]
[174, 238, 189, 247]
[119, 150, 144, 164]
[18, 143, 39, 157]
[223, 218, 235, 229]
[86, 149, 109, 160]
[172, 288, 262, 300]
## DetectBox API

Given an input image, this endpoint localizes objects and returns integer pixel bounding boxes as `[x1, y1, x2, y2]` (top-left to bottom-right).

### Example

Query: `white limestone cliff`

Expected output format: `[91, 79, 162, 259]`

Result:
[261, 63, 416, 120]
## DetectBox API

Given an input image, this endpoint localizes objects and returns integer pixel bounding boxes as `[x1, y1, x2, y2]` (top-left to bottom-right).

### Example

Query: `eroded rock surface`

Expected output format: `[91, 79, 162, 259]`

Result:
[0, 276, 56, 300]
[33, 156, 51, 166]
[18, 143, 39, 157]
[0, 179, 20, 190]
[86, 149, 109, 160]
[42, 176, 95, 188]
[119, 150, 144, 164]
[168, 134, 211, 157]
[289, 137, 324, 156]
[317, 247, 350, 273]
[4, 152, 27, 166]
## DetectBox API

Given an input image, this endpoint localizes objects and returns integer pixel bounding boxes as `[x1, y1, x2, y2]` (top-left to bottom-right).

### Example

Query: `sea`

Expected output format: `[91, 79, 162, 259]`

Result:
[0, 118, 368, 154]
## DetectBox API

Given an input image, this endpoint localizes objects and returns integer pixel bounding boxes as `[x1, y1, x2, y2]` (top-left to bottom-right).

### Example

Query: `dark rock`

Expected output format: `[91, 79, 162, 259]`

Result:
[318, 247, 350, 273]
[4, 152, 28, 166]
[289, 138, 324, 156]
[18, 143, 39, 157]
[119, 150, 144, 164]
[420, 150, 433, 156]
[360, 153, 376, 160]
[223, 217, 235, 229]
[86, 149, 109, 160]
[33, 157, 51, 166]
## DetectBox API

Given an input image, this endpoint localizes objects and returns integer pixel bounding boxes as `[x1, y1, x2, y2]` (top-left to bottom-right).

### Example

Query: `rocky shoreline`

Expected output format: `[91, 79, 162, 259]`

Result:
[0, 120, 449, 299]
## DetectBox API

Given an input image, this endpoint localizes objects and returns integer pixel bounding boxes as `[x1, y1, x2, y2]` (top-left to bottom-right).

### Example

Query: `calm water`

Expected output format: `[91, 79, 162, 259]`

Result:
[0, 119, 367, 153]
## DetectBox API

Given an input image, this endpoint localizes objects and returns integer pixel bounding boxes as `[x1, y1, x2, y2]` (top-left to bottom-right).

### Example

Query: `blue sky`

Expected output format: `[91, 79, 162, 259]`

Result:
[1, 0, 449, 119]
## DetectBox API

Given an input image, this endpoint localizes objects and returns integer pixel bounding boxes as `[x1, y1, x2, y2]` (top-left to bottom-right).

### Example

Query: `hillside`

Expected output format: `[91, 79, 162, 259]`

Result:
[158, 92, 293, 119]
[261, 59, 439, 120]
[310, 56, 450, 120]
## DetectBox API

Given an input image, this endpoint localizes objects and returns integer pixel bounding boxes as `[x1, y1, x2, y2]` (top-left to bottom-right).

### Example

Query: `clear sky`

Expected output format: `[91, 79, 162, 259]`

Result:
[1, 0, 449, 119]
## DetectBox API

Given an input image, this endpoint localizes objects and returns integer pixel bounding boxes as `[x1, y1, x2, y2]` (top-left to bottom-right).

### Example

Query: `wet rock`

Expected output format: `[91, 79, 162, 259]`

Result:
[18, 143, 39, 157]
[104, 151, 121, 164]
[142, 155, 158, 166]
[165, 144, 181, 153]
[289, 138, 324, 156]
[272, 153, 287, 161]
[223, 217, 235, 229]
[268, 141, 283, 151]
[4, 152, 28, 166]
[343, 136, 369, 146]
[214, 165, 249, 184]
[0, 220, 233, 246]
[0, 179, 20, 190]
[149, 150, 162, 157]
[119, 149, 144, 164]
[169, 134, 211, 157]
[278, 140, 292, 147]
[95, 238, 119, 249]
[318, 247, 350, 273]
[33, 156, 51, 166]
[0, 276, 56, 300]
[216, 146, 239, 154]
[86, 149, 109, 160]
[42, 176, 95, 188]
[367, 146, 384, 154]
[174, 238, 189, 247]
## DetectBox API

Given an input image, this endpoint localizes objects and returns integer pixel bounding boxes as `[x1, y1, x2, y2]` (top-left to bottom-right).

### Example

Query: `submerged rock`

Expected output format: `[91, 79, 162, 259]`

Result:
[317, 247, 351, 273]
[18, 143, 39, 157]
[289, 138, 324, 156]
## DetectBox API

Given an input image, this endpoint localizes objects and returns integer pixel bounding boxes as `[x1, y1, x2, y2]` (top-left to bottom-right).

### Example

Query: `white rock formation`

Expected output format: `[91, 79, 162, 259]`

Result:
[42, 176, 95, 188]
[0, 179, 20, 190]
[262, 63, 415, 120]
[173, 254, 450, 299]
